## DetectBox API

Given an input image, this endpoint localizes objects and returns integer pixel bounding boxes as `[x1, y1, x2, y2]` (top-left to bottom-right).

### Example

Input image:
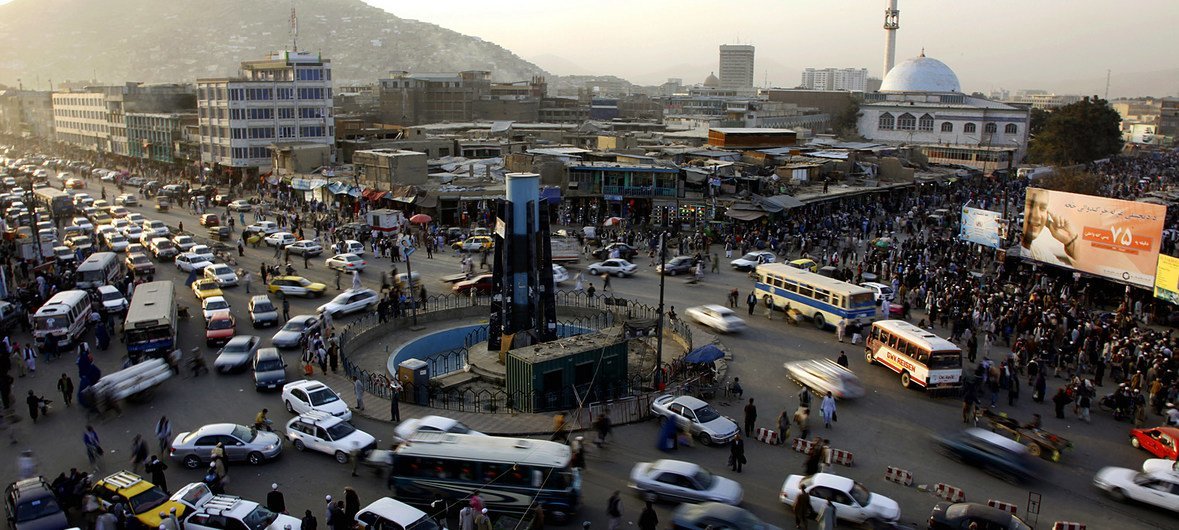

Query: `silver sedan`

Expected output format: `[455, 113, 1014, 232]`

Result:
[169, 423, 282, 468]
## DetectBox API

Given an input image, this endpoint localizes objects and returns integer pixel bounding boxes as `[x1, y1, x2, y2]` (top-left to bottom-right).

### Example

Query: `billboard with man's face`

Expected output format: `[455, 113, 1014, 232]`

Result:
[1019, 188, 1166, 288]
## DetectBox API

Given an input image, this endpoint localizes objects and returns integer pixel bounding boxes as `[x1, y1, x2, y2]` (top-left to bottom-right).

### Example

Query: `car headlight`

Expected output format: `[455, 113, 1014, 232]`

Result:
[265, 444, 276, 451]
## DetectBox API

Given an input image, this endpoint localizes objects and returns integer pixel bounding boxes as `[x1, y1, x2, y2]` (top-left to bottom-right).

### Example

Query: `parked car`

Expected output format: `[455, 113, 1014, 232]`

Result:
[286, 240, 323, 256]
[453, 236, 493, 252]
[89, 471, 188, 530]
[729, 251, 776, 271]
[267, 276, 326, 298]
[245, 221, 280, 235]
[778, 472, 900, 525]
[587, 259, 638, 277]
[188, 245, 216, 263]
[252, 348, 287, 391]
[684, 305, 746, 333]
[787, 258, 819, 273]
[393, 415, 485, 444]
[115, 194, 138, 207]
[174, 483, 300, 530]
[148, 237, 178, 260]
[453, 274, 493, 295]
[671, 502, 780, 530]
[271, 315, 321, 349]
[629, 460, 743, 505]
[657, 256, 696, 276]
[859, 282, 895, 304]
[172, 234, 196, 252]
[228, 199, 252, 212]
[783, 359, 865, 399]
[927, 502, 1032, 530]
[103, 233, 129, 252]
[1130, 426, 1179, 460]
[248, 295, 280, 328]
[325, 253, 367, 272]
[285, 411, 376, 464]
[650, 394, 739, 446]
[935, 428, 1039, 483]
[317, 288, 379, 317]
[169, 423, 283, 468]
[1093, 466, 1179, 513]
[281, 380, 352, 419]
[5, 477, 69, 530]
[213, 335, 261, 373]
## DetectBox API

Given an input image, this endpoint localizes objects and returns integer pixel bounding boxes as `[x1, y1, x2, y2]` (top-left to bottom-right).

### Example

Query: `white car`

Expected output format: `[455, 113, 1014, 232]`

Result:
[228, 199, 252, 212]
[264, 232, 296, 247]
[286, 240, 323, 256]
[115, 194, 138, 206]
[393, 415, 485, 443]
[189, 244, 216, 263]
[650, 394, 739, 446]
[103, 233, 129, 252]
[1093, 466, 1179, 513]
[1143, 459, 1179, 474]
[108, 218, 130, 232]
[172, 234, 196, 252]
[174, 482, 300, 530]
[176, 252, 214, 272]
[286, 411, 376, 464]
[246, 221, 280, 235]
[355, 498, 433, 530]
[125, 212, 147, 225]
[341, 239, 365, 256]
[282, 380, 352, 420]
[204, 263, 239, 286]
[71, 217, 93, 232]
[96, 285, 128, 314]
[859, 282, 895, 303]
[143, 219, 170, 238]
[684, 305, 746, 333]
[122, 225, 143, 242]
[587, 259, 638, 277]
[552, 264, 570, 284]
[783, 359, 865, 399]
[317, 288, 379, 317]
[779, 473, 901, 524]
[630, 459, 743, 505]
[729, 251, 776, 271]
[325, 253, 367, 272]
[201, 296, 231, 321]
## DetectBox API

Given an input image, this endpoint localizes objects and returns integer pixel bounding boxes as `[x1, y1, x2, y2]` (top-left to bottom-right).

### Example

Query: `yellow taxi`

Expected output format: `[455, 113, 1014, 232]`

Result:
[452, 236, 494, 252]
[90, 471, 188, 529]
[191, 278, 224, 300]
[267, 275, 327, 298]
[787, 258, 819, 273]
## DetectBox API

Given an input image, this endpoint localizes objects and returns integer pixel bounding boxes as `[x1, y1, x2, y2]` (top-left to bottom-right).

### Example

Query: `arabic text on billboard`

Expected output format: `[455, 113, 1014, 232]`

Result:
[1154, 255, 1179, 304]
[959, 206, 1002, 248]
[1019, 188, 1166, 288]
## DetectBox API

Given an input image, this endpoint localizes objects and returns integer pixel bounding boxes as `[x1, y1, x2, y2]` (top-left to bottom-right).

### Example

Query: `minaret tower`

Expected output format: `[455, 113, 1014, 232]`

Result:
[883, 0, 899, 77]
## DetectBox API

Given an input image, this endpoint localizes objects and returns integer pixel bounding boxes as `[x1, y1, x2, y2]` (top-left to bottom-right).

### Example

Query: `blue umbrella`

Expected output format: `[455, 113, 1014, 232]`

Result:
[684, 344, 724, 364]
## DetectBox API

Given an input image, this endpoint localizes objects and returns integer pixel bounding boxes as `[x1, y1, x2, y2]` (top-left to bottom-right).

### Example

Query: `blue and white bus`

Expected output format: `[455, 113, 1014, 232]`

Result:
[124, 281, 177, 357]
[390, 432, 580, 524]
[754, 263, 877, 330]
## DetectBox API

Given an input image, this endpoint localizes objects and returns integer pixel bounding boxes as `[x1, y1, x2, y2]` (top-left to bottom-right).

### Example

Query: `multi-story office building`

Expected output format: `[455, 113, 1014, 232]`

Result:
[718, 45, 755, 93]
[52, 90, 111, 151]
[197, 50, 334, 170]
[126, 112, 198, 163]
[0, 89, 54, 139]
[1007, 90, 1083, 110]
[800, 68, 868, 92]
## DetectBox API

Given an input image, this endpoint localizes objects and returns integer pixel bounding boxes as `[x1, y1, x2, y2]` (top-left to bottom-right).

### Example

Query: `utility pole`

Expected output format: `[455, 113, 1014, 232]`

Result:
[653, 230, 667, 389]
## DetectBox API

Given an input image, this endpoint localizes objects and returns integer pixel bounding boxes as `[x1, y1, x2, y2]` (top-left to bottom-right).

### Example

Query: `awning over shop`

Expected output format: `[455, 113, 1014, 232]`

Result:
[326, 182, 355, 195]
[347, 187, 362, 198]
[540, 187, 562, 204]
[290, 178, 326, 191]
[361, 188, 383, 200]
[724, 208, 767, 221]
[414, 195, 438, 209]
[764, 194, 804, 209]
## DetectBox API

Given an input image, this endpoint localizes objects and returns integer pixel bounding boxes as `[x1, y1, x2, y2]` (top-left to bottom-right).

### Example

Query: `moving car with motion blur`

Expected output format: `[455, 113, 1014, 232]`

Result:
[779, 472, 900, 526]
[782, 359, 865, 399]
[630, 460, 742, 505]
[927, 502, 1031, 530]
[1093, 466, 1179, 513]
[684, 305, 746, 333]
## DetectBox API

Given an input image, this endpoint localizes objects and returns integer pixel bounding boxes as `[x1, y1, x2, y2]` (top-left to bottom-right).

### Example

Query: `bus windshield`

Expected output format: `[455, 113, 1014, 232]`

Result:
[34, 316, 67, 332]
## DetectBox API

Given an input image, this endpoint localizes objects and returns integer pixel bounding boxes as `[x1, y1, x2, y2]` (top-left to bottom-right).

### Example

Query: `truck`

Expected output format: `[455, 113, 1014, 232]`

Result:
[550, 235, 580, 263]
[367, 208, 406, 235]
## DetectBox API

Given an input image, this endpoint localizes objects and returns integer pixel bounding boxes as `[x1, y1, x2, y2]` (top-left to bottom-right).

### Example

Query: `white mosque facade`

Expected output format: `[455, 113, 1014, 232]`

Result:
[857, 53, 1031, 170]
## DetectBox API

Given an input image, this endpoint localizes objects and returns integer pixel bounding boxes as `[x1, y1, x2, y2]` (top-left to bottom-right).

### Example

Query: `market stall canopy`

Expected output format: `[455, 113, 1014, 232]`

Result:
[724, 208, 767, 221]
[684, 344, 725, 364]
[764, 194, 804, 209]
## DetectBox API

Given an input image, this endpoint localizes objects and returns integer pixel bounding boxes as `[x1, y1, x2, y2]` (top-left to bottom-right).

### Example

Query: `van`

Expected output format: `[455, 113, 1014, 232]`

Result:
[76, 252, 123, 289]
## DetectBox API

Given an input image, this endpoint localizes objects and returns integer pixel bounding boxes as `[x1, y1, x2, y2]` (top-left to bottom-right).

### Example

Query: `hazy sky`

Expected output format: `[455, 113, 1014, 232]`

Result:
[364, 0, 1179, 97]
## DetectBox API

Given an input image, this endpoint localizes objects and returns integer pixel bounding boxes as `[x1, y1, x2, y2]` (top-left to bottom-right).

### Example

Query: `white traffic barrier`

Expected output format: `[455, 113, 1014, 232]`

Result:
[933, 483, 966, 503]
[883, 466, 913, 486]
[1051, 523, 1085, 530]
[986, 499, 1017, 514]
[755, 427, 780, 444]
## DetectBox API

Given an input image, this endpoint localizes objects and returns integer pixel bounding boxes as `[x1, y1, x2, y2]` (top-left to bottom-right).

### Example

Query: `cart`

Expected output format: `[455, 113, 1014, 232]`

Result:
[979, 409, 1072, 462]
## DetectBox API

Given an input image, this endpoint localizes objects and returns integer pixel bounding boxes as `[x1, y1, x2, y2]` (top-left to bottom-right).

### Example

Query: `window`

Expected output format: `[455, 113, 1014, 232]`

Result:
[1004, 123, 1017, 134]
[300, 126, 324, 137]
[296, 68, 323, 81]
[940, 122, 953, 132]
[228, 89, 244, 101]
[277, 108, 295, 119]
[984, 122, 997, 134]
[231, 128, 245, 140]
[247, 108, 273, 120]
[278, 126, 296, 139]
[963, 123, 977, 133]
[918, 114, 934, 131]
[897, 113, 916, 131]
[877, 113, 894, 130]
[299, 107, 323, 119]
[298, 88, 324, 100]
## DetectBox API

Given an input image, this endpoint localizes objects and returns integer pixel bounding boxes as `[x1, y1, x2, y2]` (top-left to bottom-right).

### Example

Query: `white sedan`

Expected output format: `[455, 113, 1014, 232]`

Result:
[393, 415, 485, 444]
[325, 253, 367, 272]
[201, 296, 231, 321]
[203, 263, 239, 286]
[780, 473, 901, 524]
[317, 288, 379, 317]
[188, 244, 216, 263]
[265, 232, 297, 247]
[630, 460, 743, 505]
[783, 359, 865, 399]
[228, 199, 252, 212]
[96, 285, 128, 314]
[685, 305, 746, 333]
[71, 217, 94, 232]
[1093, 466, 1179, 513]
[729, 251, 775, 271]
[172, 234, 196, 252]
[176, 252, 214, 272]
[287, 240, 323, 256]
[587, 259, 638, 277]
[281, 380, 352, 420]
[552, 264, 569, 284]
[104, 233, 129, 252]
[1143, 459, 1179, 474]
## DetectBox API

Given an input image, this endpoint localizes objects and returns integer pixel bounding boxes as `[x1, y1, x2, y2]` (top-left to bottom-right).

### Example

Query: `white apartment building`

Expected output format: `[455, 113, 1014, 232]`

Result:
[718, 45, 755, 92]
[197, 51, 334, 170]
[52, 91, 111, 151]
[800, 68, 868, 92]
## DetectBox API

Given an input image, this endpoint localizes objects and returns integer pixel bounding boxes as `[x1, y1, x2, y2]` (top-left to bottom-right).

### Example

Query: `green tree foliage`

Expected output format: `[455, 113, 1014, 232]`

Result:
[1030, 168, 1104, 196]
[833, 97, 862, 138]
[1028, 108, 1049, 137]
[1028, 96, 1123, 165]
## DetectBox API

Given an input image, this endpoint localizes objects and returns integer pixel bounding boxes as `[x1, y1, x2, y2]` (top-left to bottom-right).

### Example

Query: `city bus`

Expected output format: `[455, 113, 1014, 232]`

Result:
[33, 186, 75, 218]
[865, 319, 963, 393]
[390, 432, 580, 523]
[124, 281, 177, 357]
[33, 290, 93, 350]
[753, 263, 877, 330]
[75, 252, 123, 290]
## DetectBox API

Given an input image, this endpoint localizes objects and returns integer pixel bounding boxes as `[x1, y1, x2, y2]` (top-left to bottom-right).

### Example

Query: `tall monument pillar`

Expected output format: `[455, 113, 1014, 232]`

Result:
[488, 173, 558, 353]
[883, 0, 900, 77]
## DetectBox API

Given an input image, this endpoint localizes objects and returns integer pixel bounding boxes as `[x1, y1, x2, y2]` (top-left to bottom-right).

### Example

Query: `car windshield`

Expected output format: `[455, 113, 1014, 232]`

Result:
[206, 300, 228, 310]
[101, 291, 123, 302]
[405, 516, 441, 530]
[131, 256, 149, 264]
[253, 302, 275, 312]
[692, 469, 714, 489]
[693, 405, 721, 423]
[127, 486, 167, 514]
[241, 506, 279, 530]
[16, 496, 62, 522]
[207, 318, 233, 330]
[231, 424, 257, 442]
[224, 341, 253, 354]
[849, 481, 872, 506]
[325, 422, 357, 439]
[282, 320, 304, 331]
[309, 388, 340, 406]
[740, 253, 761, 261]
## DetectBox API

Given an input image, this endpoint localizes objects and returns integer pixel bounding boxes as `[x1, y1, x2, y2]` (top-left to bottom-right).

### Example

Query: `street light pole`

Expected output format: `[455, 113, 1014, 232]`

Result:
[653, 230, 667, 389]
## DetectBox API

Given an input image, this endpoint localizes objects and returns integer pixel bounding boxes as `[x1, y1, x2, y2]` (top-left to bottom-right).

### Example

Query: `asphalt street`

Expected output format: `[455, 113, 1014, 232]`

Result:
[1, 176, 1172, 529]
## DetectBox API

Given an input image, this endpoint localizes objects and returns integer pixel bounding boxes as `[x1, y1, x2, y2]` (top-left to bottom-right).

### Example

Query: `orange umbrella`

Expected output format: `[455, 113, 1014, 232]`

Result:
[409, 213, 432, 224]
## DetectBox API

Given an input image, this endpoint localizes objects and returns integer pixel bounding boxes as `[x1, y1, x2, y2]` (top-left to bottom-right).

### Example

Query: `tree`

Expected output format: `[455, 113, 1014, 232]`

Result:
[1029, 168, 1104, 196]
[1028, 107, 1049, 137]
[1028, 96, 1123, 165]
[833, 97, 862, 139]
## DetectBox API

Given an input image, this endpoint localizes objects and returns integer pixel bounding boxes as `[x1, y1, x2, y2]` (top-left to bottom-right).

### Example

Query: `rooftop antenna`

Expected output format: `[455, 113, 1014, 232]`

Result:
[289, 6, 299, 52]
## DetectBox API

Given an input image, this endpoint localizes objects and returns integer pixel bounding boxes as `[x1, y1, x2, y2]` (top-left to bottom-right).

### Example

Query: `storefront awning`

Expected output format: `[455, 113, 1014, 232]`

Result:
[414, 195, 438, 209]
[724, 208, 767, 221]
[540, 187, 562, 204]
[362, 188, 383, 200]
[290, 178, 326, 191]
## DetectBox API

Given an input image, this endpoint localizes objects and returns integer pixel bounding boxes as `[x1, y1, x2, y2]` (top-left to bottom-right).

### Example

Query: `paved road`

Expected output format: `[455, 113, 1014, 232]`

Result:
[1, 176, 1171, 529]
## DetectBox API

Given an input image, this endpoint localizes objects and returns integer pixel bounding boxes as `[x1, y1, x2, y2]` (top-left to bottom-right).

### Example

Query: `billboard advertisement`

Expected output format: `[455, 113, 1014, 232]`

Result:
[1154, 255, 1179, 304]
[959, 206, 1003, 248]
[1018, 188, 1166, 288]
